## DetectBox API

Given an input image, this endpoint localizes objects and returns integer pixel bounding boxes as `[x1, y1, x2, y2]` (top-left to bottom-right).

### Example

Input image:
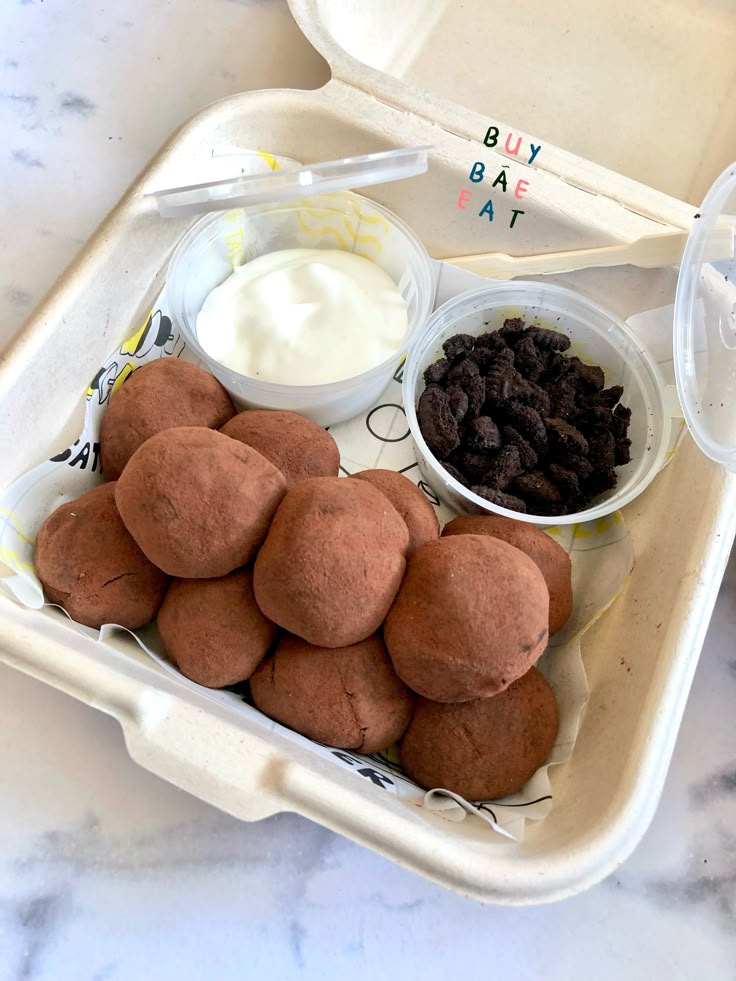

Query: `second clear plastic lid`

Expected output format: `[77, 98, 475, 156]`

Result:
[674, 162, 736, 471]
[149, 146, 431, 218]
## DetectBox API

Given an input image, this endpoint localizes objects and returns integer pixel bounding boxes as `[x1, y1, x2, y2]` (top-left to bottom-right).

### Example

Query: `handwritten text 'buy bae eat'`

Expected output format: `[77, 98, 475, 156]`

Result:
[458, 127, 542, 229]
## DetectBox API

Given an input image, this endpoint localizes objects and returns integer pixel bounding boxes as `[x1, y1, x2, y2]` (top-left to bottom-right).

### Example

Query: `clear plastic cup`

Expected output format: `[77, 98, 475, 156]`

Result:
[166, 192, 435, 427]
[403, 281, 671, 525]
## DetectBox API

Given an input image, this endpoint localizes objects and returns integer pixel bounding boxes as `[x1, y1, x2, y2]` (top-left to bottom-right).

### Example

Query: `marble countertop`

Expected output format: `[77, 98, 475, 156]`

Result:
[1, 2, 735, 978]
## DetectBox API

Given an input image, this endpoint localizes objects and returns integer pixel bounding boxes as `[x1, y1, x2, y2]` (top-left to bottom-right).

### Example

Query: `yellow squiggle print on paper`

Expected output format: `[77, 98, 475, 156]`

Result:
[0, 509, 34, 545]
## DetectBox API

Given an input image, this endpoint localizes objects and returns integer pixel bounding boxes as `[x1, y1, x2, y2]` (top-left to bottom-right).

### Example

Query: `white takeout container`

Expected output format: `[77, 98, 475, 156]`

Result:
[166, 193, 435, 426]
[0, 0, 735, 905]
[404, 281, 672, 524]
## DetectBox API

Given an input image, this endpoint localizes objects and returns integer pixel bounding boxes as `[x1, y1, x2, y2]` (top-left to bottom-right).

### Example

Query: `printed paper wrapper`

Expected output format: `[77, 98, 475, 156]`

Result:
[0, 149, 684, 839]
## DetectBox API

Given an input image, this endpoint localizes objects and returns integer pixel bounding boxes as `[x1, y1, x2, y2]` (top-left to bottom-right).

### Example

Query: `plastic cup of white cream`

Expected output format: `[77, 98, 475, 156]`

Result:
[167, 192, 435, 426]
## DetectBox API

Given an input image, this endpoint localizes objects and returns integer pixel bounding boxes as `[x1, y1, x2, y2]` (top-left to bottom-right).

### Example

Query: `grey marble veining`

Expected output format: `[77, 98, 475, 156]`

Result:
[0, 2, 735, 979]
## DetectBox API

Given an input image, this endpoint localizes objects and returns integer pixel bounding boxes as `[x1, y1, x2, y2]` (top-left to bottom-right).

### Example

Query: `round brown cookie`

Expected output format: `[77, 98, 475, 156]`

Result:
[157, 568, 275, 688]
[220, 409, 339, 488]
[349, 469, 439, 554]
[35, 482, 169, 629]
[383, 535, 549, 702]
[100, 358, 235, 480]
[442, 514, 572, 634]
[115, 427, 286, 578]
[253, 477, 409, 648]
[400, 667, 559, 800]
[250, 633, 414, 752]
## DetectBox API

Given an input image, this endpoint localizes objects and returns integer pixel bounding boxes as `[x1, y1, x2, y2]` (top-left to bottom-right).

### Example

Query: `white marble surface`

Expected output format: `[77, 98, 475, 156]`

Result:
[1, 3, 735, 979]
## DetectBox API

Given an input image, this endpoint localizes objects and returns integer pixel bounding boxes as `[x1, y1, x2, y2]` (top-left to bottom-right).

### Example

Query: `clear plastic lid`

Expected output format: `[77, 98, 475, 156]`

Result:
[148, 146, 430, 217]
[674, 162, 736, 471]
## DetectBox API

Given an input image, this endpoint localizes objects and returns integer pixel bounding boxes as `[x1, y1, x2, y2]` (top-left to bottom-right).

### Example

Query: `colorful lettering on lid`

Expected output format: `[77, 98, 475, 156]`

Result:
[469, 161, 485, 183]
[457, 189, 472, 210]
[515, 179, 530, 200]
[504, 133, 522, 156]
[478, 200, 494, 221]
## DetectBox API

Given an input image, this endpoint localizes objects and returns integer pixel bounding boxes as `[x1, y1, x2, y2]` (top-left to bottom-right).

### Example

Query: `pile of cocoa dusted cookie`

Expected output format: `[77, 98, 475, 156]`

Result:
[35, 357, 572, 802]
[418, 318, 632, 515]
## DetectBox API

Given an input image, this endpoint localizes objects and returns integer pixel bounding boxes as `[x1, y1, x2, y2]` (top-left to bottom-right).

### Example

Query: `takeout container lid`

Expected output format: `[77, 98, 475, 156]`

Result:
[148, 146, 430, 217]
[673, 162, 736, 471]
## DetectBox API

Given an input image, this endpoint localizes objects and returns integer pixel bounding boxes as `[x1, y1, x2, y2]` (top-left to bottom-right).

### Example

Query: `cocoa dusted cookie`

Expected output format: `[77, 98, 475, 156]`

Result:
[442, 514, 572, 634]
[400, 667, 559, 800]
[349, 469, 439, 554]
[253, 477, 409, 648]
[116, 427, 286, 578]
[250, 633, 414, 752]
[383, 535, 549, 702]
[221, 409, 339, 488]
[157, 568, 276, 688]
[100, 358, 236, 480]
[35, 482, 169, 629]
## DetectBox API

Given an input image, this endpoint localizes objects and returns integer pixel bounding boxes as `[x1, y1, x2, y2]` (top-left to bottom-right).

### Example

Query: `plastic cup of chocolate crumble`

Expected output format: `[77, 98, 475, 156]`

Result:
[403, 281, 671, 525]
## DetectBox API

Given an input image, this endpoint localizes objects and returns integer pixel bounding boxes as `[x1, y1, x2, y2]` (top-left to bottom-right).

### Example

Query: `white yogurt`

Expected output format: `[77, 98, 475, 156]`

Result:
[195, 248, 409, 386]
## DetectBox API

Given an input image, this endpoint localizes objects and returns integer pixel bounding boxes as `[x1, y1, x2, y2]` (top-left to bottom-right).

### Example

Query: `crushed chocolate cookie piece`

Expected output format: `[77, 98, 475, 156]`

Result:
[446, 384, 469, 423]
[442, 462, 470, 487]
[573, 361, 605, 392]
[423, 357, 451, 386]
[468, 416, 502, 452]
[513, 470, 563, 505]
[512, 336, 545, 382]
[468, 346, 498, 373]
[484, 445, 523, 489]
[545, 418, 589, 456]
[447, 358, 480, 385]
[582, 466, 618, 498]
[614, 439, 632, 466]
[514, 379, 552, 417]
[547, 380, 578, 420]
[527, 327, 572, 352]
[587, 431, 616, 469]
[556, 452, 594, 479]
[611, 403, 632, 439]
[463, 374, 486, 418]
[548, 462, 581, 500]
[470, 486, 528, 513]
[503, 425, 538, 470]
[450, 450, 495, 482]
[485, 365, 523, 405]
[501, 401, 548, 454]
[418, 385, 459, 459]
[576, 405, 615, 431]
[499, 317, 526, 341]
[442, 333, 476, 360]
[474, 331, 512, 356]
[598, 385, 625, 407]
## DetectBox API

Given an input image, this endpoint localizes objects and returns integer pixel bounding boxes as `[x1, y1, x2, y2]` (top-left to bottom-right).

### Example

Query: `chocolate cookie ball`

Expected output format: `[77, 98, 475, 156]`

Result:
[384, 535, 549, 702]
[220, 410, 339, 488]
[349, 469, 439, 554]
[157, 568, 276, 688]
[100, 358, 235, 480]
[116, 427, 286, 578]
[250, 633, 413, 752]
[442, 515, 572, 634]
[254, 477, 409, 648]
[400, 667, 559, 800]
[35, 482, 169, 629]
